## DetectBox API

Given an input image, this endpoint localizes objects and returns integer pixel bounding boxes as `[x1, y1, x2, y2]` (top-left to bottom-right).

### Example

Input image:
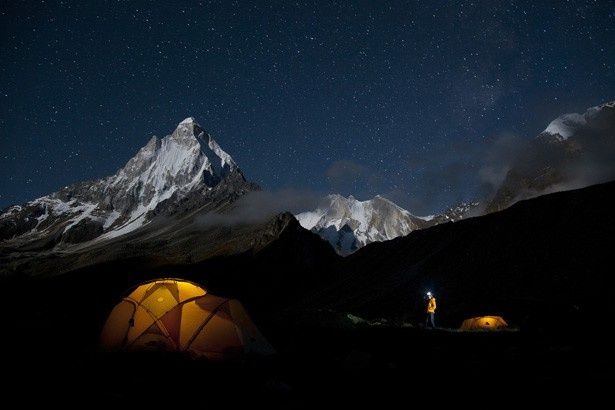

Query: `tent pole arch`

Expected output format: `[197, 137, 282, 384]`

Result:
[123, 298, 178, 350]
[184, 299, 232, 351]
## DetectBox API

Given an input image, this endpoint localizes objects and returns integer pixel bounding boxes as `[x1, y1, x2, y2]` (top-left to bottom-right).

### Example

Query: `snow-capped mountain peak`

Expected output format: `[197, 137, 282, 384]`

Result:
[543, 113, 586, 140]
[296, 194, 481, 255]
[541, 101, 615, 141]
[489, 100, 615, 213]
[1, 118, 244, 246]
[179, 116, 196, 125]
[106, 117, 238, 215]
[296, 194, 428, 255]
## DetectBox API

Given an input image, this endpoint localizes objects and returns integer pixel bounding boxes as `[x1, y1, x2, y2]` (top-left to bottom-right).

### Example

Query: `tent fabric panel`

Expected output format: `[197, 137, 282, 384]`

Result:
[127, 305, 157, 344]
[100, 300, 136, 350]
[141, 321, 167, 337]
[126, 283, 153, 304]
[195, 294, 228, 311]
[148, 280, 181, 303]
[178, 299, 209, 349]
[461, 318, 474, 330]
[177, 281, 206, 303]
[189, 310, 243, 358]
[130, 329, 175, 352]
[141, 286, 179, 318]
[160, 305, 183, 345]
[141, 282, 168, 303]
[166, 281, 181, 304]
[178, 294, 230, 349]
[126, 279, 206, 304]
[228, 300, 275, 355]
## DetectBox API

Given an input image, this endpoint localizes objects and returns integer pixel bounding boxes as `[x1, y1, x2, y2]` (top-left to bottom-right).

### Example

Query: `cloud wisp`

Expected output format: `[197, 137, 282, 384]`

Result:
[196, 189, 322, 228]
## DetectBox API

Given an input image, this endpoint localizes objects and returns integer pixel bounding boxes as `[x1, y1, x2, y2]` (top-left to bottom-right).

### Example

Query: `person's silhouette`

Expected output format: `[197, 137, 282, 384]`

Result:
[425, 292, 436, 329]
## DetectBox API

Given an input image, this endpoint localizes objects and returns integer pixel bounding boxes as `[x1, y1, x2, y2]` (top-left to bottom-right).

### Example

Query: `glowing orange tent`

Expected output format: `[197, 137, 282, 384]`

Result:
[460, 316, 508, 331]
[100, 278, 274, 360]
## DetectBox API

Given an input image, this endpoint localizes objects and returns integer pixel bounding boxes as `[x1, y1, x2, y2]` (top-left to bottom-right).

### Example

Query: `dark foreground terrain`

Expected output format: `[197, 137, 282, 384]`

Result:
[4, 324, 609, 407]
[2, 182, 615, 406]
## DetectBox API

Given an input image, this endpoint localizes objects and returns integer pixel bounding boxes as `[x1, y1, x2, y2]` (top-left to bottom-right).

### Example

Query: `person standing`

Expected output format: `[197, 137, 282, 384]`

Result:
[425, 292, 437, 329]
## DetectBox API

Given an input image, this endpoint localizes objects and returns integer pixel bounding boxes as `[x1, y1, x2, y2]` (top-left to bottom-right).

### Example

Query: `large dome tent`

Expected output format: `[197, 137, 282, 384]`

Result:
[100, 278, 274, 360]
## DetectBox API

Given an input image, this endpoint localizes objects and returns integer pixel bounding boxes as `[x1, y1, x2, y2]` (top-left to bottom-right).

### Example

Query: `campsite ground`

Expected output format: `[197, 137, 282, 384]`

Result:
[6, 324, 608, 407]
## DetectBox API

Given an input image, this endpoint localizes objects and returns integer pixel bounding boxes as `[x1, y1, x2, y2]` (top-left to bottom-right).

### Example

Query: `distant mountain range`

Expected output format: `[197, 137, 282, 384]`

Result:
[1, 100, 613, 262]
[295, 194, 478, 254]
[297, 100, 615, 252]
[0, 107, 613, 348]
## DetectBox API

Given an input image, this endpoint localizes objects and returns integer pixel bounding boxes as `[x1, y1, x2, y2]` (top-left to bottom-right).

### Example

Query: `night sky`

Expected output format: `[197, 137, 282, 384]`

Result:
[1, 1, 614, 214]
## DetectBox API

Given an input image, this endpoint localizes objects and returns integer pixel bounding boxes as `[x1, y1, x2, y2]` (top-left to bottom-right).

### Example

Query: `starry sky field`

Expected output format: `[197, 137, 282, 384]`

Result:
[1, 1, 614, 213]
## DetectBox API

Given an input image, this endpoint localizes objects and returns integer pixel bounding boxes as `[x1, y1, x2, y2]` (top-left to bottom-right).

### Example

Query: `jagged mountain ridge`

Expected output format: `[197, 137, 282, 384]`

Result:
[488, 101, 615, 212]
[296, 194, 430, 255]
[296, 194, 479, 254]
[3, 100, 613, 260]
[0, 118, 248, 248]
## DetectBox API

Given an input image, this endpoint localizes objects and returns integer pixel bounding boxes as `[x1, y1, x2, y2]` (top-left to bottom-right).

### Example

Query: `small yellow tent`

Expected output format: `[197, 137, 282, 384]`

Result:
[100, 278, 274, 360]
[460, 316, 508, 331]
